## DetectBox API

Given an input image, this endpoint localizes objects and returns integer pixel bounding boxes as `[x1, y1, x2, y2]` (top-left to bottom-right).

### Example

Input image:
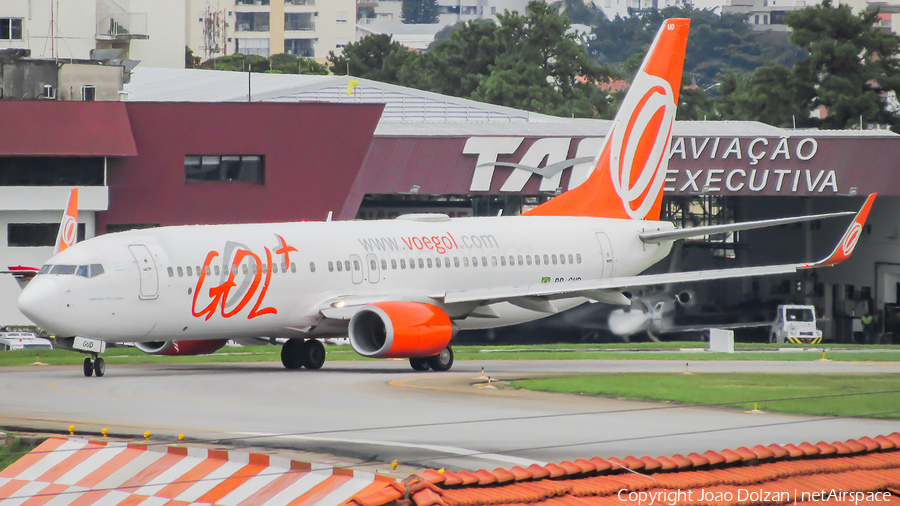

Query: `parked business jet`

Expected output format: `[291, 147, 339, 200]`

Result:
[17, 19, 875, 377]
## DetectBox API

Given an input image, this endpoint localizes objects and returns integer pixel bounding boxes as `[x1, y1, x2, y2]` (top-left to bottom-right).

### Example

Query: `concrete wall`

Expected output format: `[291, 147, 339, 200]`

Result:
[58, 63, 123, 101]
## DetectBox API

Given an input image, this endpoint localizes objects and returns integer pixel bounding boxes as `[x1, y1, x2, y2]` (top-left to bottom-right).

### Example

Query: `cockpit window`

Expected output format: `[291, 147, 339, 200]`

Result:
[90, 264, 104, 277]
[50, 265, 76, 275]
[76, 265, 89, 277]
[72, 264, 106, 278]
[38, 265, 51, 275]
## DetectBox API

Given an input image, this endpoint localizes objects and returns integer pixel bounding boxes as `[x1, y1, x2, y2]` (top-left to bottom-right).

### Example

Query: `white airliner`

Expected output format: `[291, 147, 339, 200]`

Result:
[16, 19, 875, 377]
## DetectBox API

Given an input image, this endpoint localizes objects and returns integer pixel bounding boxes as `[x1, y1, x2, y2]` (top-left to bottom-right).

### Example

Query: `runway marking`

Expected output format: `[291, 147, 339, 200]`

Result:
[234, 431, 546, 467]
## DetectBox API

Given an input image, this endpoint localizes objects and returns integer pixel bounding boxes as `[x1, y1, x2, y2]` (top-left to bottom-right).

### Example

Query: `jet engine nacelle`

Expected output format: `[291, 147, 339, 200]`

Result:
[134, 339, 228, 356]
[348, 301, 453, 358]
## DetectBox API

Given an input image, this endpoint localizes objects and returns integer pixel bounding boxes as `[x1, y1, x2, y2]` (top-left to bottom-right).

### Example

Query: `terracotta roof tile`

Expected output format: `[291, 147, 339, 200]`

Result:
[637, 456, 661, 471]
[543, 463, 568, 478]
[815, 441, 838, 455]
[605, 457, 629, 471]
[587, 457, 613, 472]
[887, 432, 900, 446]
[856, 436, 881, 452]
[797, 442, 821, 456]
[418, 469, 446, 485]
[489, 467, 516, 484]
[507, 466, 534, 482]
[453, 469, 481, 485]
[685, 452, 710, 467]
[345, 482, 405, 506]
[830, 440, 853, 454]
[734, 446, 759, 461]
[572, 459, 597, 474]
[440, 471, 463, 487]
[875, 435, 898, 450]
[526, 464, 551, 480]
[653, 455, 678, 470]
[751, 444, 776, 460]
[668, 454, 694, 469]
[766, 444, 790, 459]
[621, 456, 645, 471]
[701, 450, 726, 466]
[717, 448, 743, 463]
[472, 469, 498, 485]
[558, 461, 584, 476]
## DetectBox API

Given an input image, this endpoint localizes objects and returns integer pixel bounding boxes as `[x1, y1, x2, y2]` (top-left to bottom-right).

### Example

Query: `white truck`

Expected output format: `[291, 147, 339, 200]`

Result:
[770, 304, 823, 344]
[0, 332, 54, 351]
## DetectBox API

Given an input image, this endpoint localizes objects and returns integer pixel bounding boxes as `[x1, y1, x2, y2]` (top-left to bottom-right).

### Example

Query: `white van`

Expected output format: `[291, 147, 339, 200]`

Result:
[770, 305, 823, 344]
[0, 332, 54, 351]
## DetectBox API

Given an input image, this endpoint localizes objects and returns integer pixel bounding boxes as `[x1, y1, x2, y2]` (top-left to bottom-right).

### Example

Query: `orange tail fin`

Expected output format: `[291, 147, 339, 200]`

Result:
[523, 19, 690, 220]
[54, 188, 79, 255]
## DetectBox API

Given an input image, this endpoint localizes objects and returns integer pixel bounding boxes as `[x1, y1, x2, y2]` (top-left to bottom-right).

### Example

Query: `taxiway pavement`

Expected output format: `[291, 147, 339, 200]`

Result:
[1, 358, 898, 471]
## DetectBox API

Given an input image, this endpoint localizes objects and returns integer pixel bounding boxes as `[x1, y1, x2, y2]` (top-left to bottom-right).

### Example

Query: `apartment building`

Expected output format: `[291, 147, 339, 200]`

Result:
[0, 0, 184, 68]
[187, 0, 356, 61]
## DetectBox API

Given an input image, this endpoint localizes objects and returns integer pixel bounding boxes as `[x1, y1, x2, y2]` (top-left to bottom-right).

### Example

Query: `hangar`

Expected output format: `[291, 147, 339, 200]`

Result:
[1, 69, 899, 342]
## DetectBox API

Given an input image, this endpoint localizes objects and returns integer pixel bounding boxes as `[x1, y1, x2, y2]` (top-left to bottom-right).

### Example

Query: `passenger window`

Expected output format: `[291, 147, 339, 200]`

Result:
[500, 256, 507, 266]
[472, 257, 478, 267]
[196, 266, 201, 275]
[273, 264, 279, 273]
[309, 262, 315, 273]
[391, 259, 397, 269]
[345, 260, 351, 271]
[282, 263, 288, 272]
[568, 254, 574, 264]
[491, 257, 498, 267]
[418, 259, 424, 268]
[328, 261, 334, 272]
[291, 263, 297, 273]
[177, 267, 184, 277]
[444, 258, 450, 268]
[454, 257, 460, 268]
[241, 264, 248, 275]
[250, 263, 257, 274]
[401, 259, 407, 269]
[214, 265, 220, 275]
[535, 255, 541, 265]
[206, 266, 212, 276]
[509, 255, 515, 265]
[463, 257, 469, 267]
[76, 265, 89, 278]
[353, 260, 360, 271]
[370, 259, 377, 270]
[526, 255, 532, 265]
[337, 261, 343, 272]
[90, 264, 104, 278]
[543, 254, 550, 264]
[552, 254, 558, 265]
[381, 259, 387, 270]
[187, 266, 194, 276]
[482, 256, 488, 266]
[167, 267, 174, 277]
[576, 253, 582, 264]
[517, 255, 524, 265]
[427, 258, 433, 268]
[560, 255, 566, 265]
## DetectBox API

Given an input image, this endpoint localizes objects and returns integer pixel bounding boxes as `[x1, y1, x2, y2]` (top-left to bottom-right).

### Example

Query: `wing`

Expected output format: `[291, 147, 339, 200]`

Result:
[438, 194, 876, 307]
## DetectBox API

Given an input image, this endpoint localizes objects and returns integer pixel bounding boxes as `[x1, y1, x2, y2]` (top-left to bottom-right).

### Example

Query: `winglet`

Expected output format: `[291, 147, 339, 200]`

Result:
[53, 188, 78, 255]
[803, 193, 876, 269]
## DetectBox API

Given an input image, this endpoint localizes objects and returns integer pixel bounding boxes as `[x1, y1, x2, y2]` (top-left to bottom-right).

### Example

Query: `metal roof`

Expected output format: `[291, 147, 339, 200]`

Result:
[125, 68, 552, 123]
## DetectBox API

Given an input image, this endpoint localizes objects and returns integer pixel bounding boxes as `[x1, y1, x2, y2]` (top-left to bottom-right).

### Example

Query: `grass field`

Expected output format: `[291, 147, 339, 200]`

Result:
[511, 373, 900, 419]
[1, 342, 899, 367]
[0, 434, 38, 472]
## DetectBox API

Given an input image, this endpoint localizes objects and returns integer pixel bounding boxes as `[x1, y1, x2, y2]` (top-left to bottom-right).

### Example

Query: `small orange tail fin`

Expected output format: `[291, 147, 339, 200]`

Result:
[54, 189, 78, 255]
[524, 19, 690, 220]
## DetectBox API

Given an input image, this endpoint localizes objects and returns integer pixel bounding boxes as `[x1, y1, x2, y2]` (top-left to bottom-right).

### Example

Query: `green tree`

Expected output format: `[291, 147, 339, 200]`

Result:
[185, 46, 200, 69]
[327, 34, 418, 84]
[269, 53, 329, 74]
[786, 0, 900, 130]
[472, 2, 615, 117]
[401, 0, 439, 24]
[716, 65, 811, 127]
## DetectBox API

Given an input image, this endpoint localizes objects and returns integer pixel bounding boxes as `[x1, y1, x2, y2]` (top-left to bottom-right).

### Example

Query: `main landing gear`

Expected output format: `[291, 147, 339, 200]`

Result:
[83, 353, 105, 377]
[281, 338, 326, 370]
[409, 346, 454, 372]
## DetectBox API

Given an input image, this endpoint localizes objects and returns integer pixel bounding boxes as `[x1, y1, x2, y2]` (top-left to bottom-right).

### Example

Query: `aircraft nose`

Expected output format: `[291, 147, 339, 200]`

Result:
[18, 276, 60, 328]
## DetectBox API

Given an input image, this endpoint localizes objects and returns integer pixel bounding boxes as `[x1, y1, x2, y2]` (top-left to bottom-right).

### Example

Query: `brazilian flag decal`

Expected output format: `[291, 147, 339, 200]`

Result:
[541, 277, 550, 283]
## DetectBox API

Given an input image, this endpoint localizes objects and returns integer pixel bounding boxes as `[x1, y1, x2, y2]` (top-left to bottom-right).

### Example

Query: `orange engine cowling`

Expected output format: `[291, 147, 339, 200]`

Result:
[134, 339, 228, 356]
[348, 301, 453, 358]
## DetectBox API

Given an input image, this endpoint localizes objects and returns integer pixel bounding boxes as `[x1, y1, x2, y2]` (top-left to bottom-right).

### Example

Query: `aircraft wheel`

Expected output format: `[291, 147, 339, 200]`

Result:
[427, 346, 454, 372]
[300, 339, 326, 370]
[83, 357, 94, 377]
[409, 357, 431, 371]
[93, 357, 106, 377]
[281, 339, 304, 369]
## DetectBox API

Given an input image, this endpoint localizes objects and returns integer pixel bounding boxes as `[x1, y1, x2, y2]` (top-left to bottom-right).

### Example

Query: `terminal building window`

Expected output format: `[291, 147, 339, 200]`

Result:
[185, 155, 264, 183]
[0, 157, 104, 186]
[0, 18, 23, 40]
[8, 223, 85, 247]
